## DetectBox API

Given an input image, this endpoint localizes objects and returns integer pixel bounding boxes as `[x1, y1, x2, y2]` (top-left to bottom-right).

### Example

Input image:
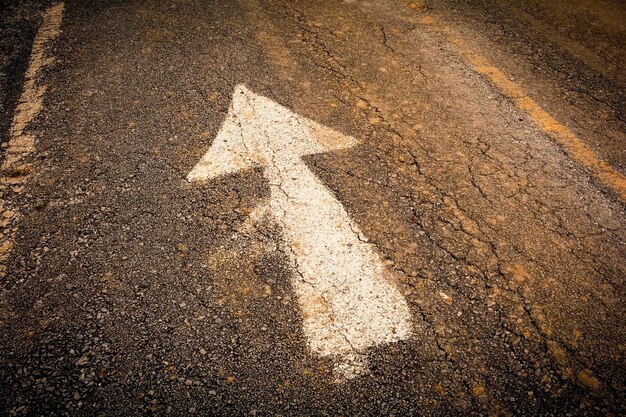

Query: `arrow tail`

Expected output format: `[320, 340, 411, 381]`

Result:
[267, 163, 412, 380]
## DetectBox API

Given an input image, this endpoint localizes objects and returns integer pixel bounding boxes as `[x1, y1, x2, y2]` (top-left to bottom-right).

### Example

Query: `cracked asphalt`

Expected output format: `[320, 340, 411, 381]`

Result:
[1, 0, 625, 415]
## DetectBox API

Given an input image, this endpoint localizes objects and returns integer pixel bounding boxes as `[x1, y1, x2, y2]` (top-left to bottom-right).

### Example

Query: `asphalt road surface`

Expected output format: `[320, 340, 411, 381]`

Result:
[1, 0, 625, 415]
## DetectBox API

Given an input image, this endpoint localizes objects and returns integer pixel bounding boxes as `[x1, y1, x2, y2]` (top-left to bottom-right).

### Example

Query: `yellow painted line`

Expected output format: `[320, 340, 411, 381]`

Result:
[0, 3, 64, 277]
[420, 14, 626, 203]
[3, 3, 64, 173]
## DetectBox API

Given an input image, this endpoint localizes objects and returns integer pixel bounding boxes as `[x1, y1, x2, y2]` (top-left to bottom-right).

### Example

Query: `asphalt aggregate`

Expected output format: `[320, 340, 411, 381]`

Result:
[1, 0, 625, 415]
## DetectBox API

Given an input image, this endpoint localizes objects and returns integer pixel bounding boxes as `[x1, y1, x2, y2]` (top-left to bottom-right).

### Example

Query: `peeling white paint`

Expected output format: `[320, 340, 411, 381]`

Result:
[189, 85, 412, 380]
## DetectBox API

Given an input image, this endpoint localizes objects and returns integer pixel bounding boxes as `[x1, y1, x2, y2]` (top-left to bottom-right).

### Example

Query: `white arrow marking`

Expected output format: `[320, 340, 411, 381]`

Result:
[189, 85, 412, 380]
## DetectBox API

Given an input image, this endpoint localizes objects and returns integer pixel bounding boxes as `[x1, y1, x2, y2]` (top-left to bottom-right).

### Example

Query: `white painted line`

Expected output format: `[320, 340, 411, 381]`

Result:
[189, 85, 412, 380]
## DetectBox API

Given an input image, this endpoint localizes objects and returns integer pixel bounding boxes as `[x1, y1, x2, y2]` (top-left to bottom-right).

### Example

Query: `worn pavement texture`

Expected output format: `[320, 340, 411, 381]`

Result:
[0, 0, 624, 415]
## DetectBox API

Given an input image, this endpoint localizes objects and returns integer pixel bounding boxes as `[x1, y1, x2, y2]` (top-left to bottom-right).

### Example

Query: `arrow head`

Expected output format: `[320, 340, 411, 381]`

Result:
[188, 85, 357, 182]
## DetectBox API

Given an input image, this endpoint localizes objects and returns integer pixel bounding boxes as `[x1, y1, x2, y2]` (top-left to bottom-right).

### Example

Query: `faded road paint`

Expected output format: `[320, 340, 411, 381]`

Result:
[3, 3, 64, 172]
[419, 14, 626, 204]
[0, 3, 64, 277]
[188, 85, 412, 380]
